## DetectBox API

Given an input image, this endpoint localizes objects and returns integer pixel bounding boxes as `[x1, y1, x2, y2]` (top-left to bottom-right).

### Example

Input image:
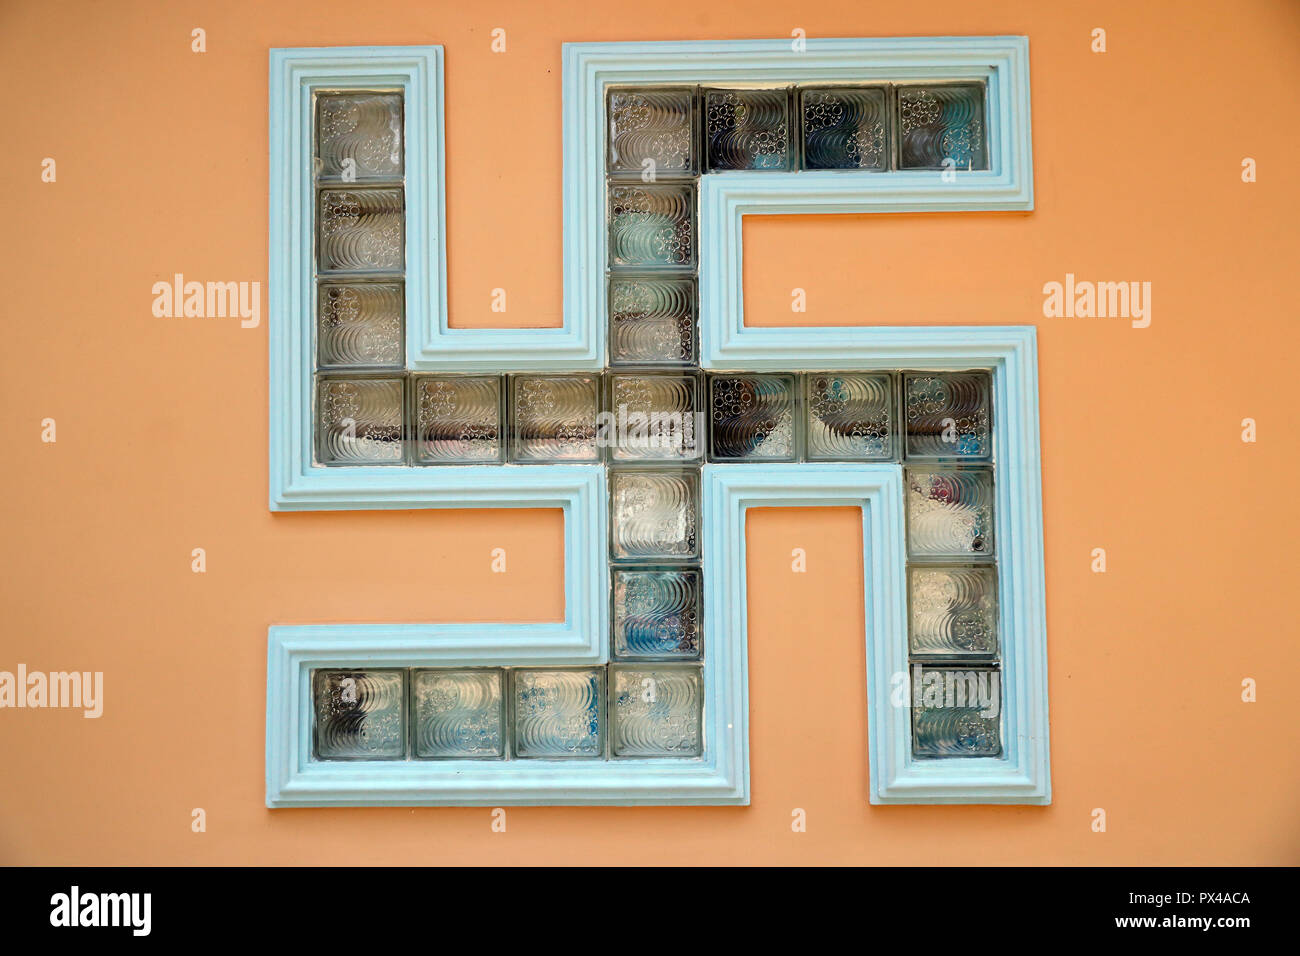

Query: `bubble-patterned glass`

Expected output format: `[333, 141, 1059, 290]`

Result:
[800, 86, 889, 170]
[317, 187, 405, 273]
[906, 468, 996, 558]
[613, 568, 701, 659]
[912, 667, 1002, 757]
[897, 84, 988, 171]
[608, 183, 696, 270]
[512, 669, 604, 758]
[510, 375, 600, 462]
[607, 87, 696, 176]
[608, 275, 696, 367]
[607, 373, 702, 462]
[805, 372, 894, 460]
[609, 469, 700, 562]
[709, 373, 798, 461]
[704, 88, 792, 171]
[413, 375, 503, 464]
[313, 669, 406, 760]
[315, 375, 404, 464]
[611, 665, 703, 757]
[317, 282, 404, 369]
[412, 669, 504, 759]
[908, 566, 998, 659]
[904, 372, 992, 460]
[315, 92, 403, 182]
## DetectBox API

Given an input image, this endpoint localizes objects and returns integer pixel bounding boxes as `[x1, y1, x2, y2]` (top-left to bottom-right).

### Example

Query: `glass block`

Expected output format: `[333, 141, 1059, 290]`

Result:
[316, 282, 404, 368]
[906, 468, 996, 558]
[512, 668, 604, 758]
[606, 373, 702, 462]
[412, 669, 504, 759]
[608, 275, 696, 366]
[413, 375, 502, 464]
[897, 84, 988, 171]
[704, 88, 792, 171]
[805, 372, 893, 460]
[608, 183, 695, 270]
[909, 566, 998, 659]
[315, 375, 404, 464]
[608, 87, 696, 176]
[904, 372, 992, 460]
[317, 187, 404, 273]
[800, 86, 889, 171]
[912, 667, 1002, 757]
[312, 669, 405, 760]
[709, 374, 797, 461]
[613, 568, 701, 659]
[316, 92, 403, 182]
[510, 375, 600, 462]
[612, 665, 703, 757]
[610, 469, 699, 562]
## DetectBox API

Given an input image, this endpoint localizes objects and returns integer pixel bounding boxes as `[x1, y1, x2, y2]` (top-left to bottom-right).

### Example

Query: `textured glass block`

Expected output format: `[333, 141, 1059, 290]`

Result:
[413, 375, 502, 464]
[412, 669, 504, 759]
[512, 669, 604, 758]
[316, 375, 404, 464]
[897, 84, 988, 171]
[609, 276, 696, 366]
[607, 373, 702, 462]
[313, 669, 405, 760]
[613, 568, 701, 659]
[510, 375, 600, 462]
[612, 665, 703, 757]
[316, 92, 403, 182]
[800, 86, 889, 170]
[805, 372, 893, 460]
[610, 469, 699, 562]
[317, 282, 403, 368]
[909, 566, 998, 659]
[709, 374, 797, 461]
[912, 667, 1002, 757]
[906, 468, 996, 558]
[704, 88, 792, 171]
[608, 183, 695, 270]
[608, 87, 696, 176]
[904, 372, 992, 460]
[317, 187, 404, 273]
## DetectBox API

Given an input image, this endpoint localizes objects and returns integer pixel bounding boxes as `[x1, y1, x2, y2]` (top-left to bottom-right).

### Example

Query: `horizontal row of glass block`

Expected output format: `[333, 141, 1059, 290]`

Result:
[314, 370, 992, 465]
[312, 665, 703, 760]
[911, 666, 1002, 757]
[607, 83, 988, 176]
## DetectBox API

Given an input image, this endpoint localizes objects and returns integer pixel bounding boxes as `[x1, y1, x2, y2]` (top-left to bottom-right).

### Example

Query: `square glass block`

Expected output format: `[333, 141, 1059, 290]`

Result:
[317, 187, 404, 273]
[315, 92, 403, 182]
[613, 568, 702, 659]
[510, 375, 600, 462]
[805, 372, 894, 460]
[612, 665, 703, 758]
[800, 86, 889, 171]
[906, 468, 996, 558]
[412, 375, 503, 464]
[904, 372, 992, 461]
[607, 87, 696, 176]
[315, 375, 404, 465]
[317, 281, 404, 368]
[912, 667, 1002, 757]
[709, 374, 798, 461]
[908, 566, 999, 659]
[312, 669, 405, 760]
[412, 669, 504, 759]
[608, 183, 696, 270]
[512, 668, 604, 758]
[897, 84, 988, 171]
[609, 468, 700, 562]
[704, 88, 792, 171]
[606, 373, 702, 462]
[608, 275, 696, 366]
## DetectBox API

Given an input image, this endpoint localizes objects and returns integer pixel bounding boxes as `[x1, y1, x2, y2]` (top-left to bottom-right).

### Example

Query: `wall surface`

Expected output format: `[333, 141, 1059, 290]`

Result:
[1, 0, 1297, 865]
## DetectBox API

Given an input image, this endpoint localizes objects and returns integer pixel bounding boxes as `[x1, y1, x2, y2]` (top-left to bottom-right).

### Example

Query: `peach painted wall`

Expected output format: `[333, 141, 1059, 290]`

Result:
[1, 0, 1296, 865]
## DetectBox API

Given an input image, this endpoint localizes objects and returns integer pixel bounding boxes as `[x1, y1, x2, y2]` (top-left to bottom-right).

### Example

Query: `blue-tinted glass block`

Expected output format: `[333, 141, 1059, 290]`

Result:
[612, 665, 703, 757]
[912, 666, 1002, 757]
[412, 669, 504, 758]
[904, 372, 992, 461]
[704, 88, 792, 171]
[512, 669, 604, 758]
[805, 372, 894, 460]
[613, 568, 701, 659]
